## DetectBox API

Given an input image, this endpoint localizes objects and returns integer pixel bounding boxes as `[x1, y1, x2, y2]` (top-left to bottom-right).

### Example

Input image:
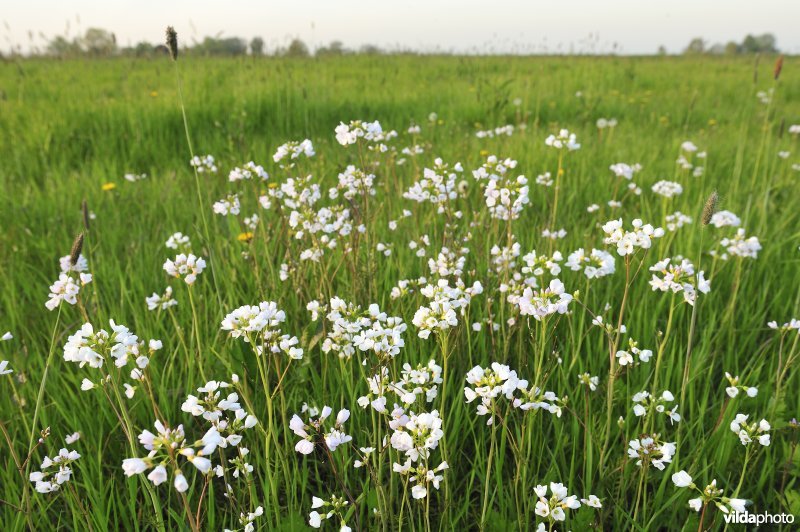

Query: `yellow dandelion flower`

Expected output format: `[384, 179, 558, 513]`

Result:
[150, 91, 158, 97]
[479, 149, 489, 157]
[237, 232, 254, 242]
[102, 183, 117, 191]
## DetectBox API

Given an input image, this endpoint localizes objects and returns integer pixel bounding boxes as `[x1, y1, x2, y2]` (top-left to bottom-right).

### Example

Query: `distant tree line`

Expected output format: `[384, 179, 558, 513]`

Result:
[39, 28, 389, 59]
[32, 28, 786, 59]
[682, 33, 779, 55]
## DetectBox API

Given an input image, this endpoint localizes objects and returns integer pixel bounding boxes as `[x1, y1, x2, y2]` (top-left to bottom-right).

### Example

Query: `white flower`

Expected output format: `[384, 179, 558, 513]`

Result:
[672, 470, 694, 488]
[652, 180, 683, 198]
[165, 232, 191, 251]
[545, 129, 580, 151]
[0, 360, 12, 375]
[148, 466, 168, 486]
[602, 218, 664, 256]
[173, 473, 189, 492]
[518, 279, 573, 320]
[163, 254, 206, 285]
[122, 458, 148, 476]
[709, 210, 740, 228]
[46, 273, 82, 310]
[146, 286, 178, 311]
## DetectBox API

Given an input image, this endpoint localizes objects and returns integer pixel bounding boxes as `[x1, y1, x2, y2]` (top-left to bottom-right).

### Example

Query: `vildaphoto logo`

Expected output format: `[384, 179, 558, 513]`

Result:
[723, 510, 795, 526]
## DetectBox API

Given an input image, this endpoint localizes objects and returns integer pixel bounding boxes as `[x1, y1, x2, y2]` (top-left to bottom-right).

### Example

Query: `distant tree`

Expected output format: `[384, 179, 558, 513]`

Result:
[194, 36, 247, 56]
[82, 28, 117, 56]
[316, 40, 347, 57]
[724, 41, 740, 55]
[657, 45, 667, 56]
[46, 35, 81, 57]
[741, 33, 778, 54]
[131, 41, 155, 57]
[285, 38, 310, 57]
[359, 44, 382, 55]
[707, 43, 726, 55]
[684, 37, 705, 55]
[250, 37, 265, 56]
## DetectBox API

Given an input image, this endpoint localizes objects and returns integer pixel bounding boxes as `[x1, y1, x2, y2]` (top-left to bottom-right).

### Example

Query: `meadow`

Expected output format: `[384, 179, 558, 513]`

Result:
[0, 52, 799, 531]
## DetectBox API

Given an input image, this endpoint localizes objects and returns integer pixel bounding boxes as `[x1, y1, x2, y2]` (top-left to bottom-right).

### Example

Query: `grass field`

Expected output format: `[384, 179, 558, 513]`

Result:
[1, 53, 799, 531]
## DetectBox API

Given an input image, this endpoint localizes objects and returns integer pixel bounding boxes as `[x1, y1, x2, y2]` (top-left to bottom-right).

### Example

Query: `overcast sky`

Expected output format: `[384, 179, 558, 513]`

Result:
[3, 0, 799, 55]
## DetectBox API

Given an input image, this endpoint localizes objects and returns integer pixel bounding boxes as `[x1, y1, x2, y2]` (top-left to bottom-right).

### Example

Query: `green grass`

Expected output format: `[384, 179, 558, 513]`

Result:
[0, 54, 799, 531]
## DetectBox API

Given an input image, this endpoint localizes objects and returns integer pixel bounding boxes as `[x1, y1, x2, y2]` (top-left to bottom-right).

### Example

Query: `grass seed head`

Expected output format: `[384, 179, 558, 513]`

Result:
[701, 191, 719, 225]
[70, 232, 85, 266]
[166, 26, 179, 61]
[774, 55, 784, 81]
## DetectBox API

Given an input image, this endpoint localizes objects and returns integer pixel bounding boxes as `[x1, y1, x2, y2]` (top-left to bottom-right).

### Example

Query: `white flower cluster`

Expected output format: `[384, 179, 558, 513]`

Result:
[181, 379, 258, 447]
[64, 320, 160, 373]
[475, 124, 514, 138]
[464, 363, 563, 423]
[404, 158, 463, 214]
[428, 246, 468, 278]
[122, 420, 224, 492]
[213, 193, 241, 216]
[723, 372, 758, 398]
[730, 413, 770, 446]
[602, 218, 665, 256]
[146, 286, 178, 311]
[190, 154, 218, 173]
[596, 117, 618, 129]
[30, 447, 81, 494]
[412, 279, 483, 339]
[228, 506, 264, 532]
[334, 119, 385, 146]
[290, 407, 352, 455]
[518, 279, 573, 320]
[330, 165, 376, 200]
[273, 139, 315, 164]
[220, 301, 303, 360]
[390, 408, 448, 499]
[627, 434, 675, 470]
[46, 254, 93, 310]
[708, 210, 741, 228]
[767, 318, 800, 333]
[676, 141, 706, 177]
[228, 161, 269, 182]
[534, 482, 601, 526]
[165, 232, 191, 251]
[163, 253, 206, 285]
[719, 229, 761, 259]
[609, 162, 641, 180]
[565, 248, 615, 278]
[308, 494, 350, 530]
[310, 298, 406, 360]
[268, 175, 352, 262]
[665, 211, 692, 232]
[671, 471, 747, 514]
[545, 129, 581, 150]
[649, 257, 711, 306]
[632, 390, 681, 424]
[651, 180, 683, 198]
[472, 155, 529, 220]
[615, 337, 653, 366]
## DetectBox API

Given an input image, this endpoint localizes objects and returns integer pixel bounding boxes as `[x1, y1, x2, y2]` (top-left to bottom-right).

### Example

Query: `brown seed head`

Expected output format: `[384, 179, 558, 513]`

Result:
[166, 26, 178, 61]
[701, 191, 719, 226]
[774, 55, 784, 81]
[70, 233, 85, 266]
